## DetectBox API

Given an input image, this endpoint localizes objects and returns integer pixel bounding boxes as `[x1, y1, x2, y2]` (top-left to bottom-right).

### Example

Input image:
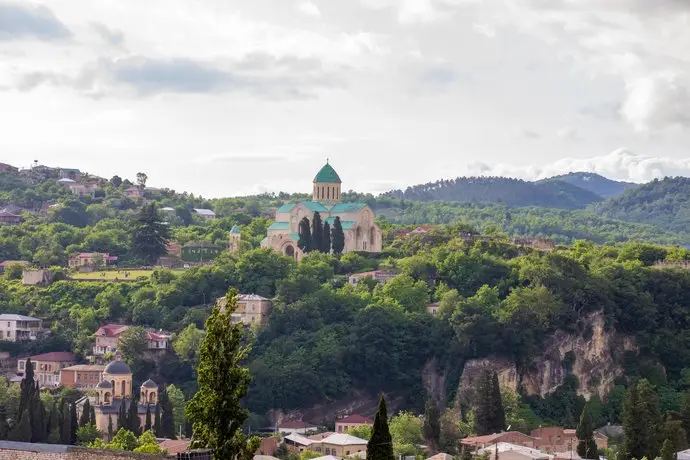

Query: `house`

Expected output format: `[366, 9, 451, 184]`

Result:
[0, 163, 18, 173]
[159, 439, 192, 455]
[193, 208, 216, 220]
[60, 364, 106, 389]
[427, 454, 454, 460]
[68, 183, 98, 198]
[181, 242, 223, 263]
[166, 242, 182, 258]
[477, 443, 550, 460]
[125, 187, 144, 199]
[530, 427, 607, 453]
[511, 237, 556, 252]
[426, 302, 440, 316]
[0, 260, 29, 274]
[348, 270, 396, 286]
[218, 294, 272, 327]
[462, 432, 536, 449]
[58, 168, 80, 179]
[277, 420, 319, 434]
[0, 314, 44, 342]
[22, 269, 54, 286]
[0, 210, 23, 225]
[92, 324, 170, 357]
[68, 252, 118, 271]
[335, 414, 373, 433]
[314, 433, 368, 457]
[18, 352, 77, 387]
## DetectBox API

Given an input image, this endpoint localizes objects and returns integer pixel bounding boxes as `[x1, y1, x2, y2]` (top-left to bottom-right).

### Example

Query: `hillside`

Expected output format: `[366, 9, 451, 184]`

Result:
[539, 172, 638, 198]
[383, 177, 603, 209]
[595, 176, 690, 233]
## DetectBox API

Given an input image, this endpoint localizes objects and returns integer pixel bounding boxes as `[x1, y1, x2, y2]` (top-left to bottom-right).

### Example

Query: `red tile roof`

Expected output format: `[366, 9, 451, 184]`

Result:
[158, 439, 190, 454]
[337, 414, 374, 424]
[27, 352, 77, 362]
[278, 420, 317, 429]
[96, 324, 129, 337]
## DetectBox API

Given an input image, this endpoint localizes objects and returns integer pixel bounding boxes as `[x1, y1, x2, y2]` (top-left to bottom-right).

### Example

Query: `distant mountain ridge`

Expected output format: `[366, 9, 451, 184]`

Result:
[539, 172, 639, 198]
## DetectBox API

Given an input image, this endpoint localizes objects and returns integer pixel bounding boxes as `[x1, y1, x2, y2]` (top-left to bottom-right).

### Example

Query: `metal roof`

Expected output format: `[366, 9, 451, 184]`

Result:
[313, 162, 342, 184]
[193, 208, 216, 216]
[0, 314, 40, 321]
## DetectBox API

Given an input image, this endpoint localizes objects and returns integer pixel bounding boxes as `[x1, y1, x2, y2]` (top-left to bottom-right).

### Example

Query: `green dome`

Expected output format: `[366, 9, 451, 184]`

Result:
[230, 225, 240, 234]
[313, 162, 342, 184]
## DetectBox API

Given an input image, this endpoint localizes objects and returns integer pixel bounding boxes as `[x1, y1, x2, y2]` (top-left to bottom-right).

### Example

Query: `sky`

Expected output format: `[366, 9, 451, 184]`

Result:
[1, 0, 690, 198]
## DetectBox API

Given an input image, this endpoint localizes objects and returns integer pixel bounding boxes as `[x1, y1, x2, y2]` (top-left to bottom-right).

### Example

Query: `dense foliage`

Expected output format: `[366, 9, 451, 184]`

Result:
[539, 172, 638, 198]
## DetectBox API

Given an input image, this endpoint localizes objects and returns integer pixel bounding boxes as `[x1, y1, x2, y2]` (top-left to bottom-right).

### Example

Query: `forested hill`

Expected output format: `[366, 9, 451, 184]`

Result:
[538, 172, 638, 198]
[595, 177, 690, 234]
[382, 177, 603, 209]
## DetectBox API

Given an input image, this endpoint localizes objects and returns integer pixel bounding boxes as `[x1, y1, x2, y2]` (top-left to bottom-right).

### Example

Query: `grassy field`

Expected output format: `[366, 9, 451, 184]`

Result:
[70, 270, 157, 281]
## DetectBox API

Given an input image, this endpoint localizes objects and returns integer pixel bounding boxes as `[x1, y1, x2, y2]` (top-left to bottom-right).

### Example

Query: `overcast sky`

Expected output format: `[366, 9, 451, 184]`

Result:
[1, 0, 690, 197]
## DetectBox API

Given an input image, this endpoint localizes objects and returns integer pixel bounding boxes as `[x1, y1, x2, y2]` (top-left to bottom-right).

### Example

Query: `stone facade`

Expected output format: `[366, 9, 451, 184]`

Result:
[0, 442, 169, 459]
[261, 162, 382, 260]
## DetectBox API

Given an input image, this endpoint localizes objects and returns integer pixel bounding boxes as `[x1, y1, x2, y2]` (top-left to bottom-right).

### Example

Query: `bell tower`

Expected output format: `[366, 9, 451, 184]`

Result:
[313, 160, 342, 203]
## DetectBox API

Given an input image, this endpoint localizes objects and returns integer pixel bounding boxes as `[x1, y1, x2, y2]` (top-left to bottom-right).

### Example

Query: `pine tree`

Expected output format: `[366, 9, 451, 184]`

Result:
[132, 203, 170, 265]
[145, 405, 152, 431]
[186, 288, 260, 459]
[153, 404, 161, 437]
[79, 399, 91, 427]
[69, 402, 78, 444]
[0, 405, 9, 440]
[331, 217, 345, 255]
[322, 221, 331, 253]
[127, 398, 140, 436]
[297, 217, 311, 252]
[367, 396, 394, 460]
[423, 398, 441, 452]
[311, 212, 323, 253]
[623, 379, 661, 460]
[9, 409, 31, 442]
[576, 403, 599, 459]
[108, 415, 114, 441]
[118, 398, 129, 432]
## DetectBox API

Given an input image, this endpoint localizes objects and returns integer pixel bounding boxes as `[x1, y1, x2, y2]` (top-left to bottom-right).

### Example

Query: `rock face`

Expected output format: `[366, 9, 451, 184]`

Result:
[457, 311, 636, 402]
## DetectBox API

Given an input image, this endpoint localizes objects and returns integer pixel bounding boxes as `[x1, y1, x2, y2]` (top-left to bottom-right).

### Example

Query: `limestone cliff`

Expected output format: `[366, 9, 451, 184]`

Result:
[457, 311, 636, 404]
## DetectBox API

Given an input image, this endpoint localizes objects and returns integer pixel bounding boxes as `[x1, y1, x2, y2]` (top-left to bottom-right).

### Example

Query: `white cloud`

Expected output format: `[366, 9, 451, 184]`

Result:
[467, 149, 690, 183]
[296, 1, 321, 17]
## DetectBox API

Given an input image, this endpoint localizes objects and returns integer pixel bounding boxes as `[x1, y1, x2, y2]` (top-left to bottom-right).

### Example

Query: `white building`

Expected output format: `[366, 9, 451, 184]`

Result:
[0, 314, 44, 342]
[193, 208, 216, 220]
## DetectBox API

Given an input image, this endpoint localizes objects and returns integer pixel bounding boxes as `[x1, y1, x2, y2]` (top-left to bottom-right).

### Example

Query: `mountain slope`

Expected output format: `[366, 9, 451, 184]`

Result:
[595, 176, 690, 233]
[383, 177, 603, 209]
[539, 172, 638, 198]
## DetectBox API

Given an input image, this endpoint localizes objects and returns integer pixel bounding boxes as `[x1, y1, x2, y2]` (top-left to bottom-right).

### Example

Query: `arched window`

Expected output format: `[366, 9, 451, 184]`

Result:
[285, 245, 295, 259]
[121, 380, 126, 396]
[149, 392, 156, 404]
[111, 380, 115, 392]
[369, 228, 376, 246]
[104, 392, 111, 403]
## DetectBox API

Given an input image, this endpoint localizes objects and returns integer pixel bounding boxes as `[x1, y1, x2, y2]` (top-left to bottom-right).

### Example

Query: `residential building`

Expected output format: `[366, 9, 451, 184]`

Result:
[335, 414, 373, 433]
[530, 427, 607, 453]
[125, 187, 144, 199]
[58, 168, 81, 179]
[0, 210, 23, 225]
[68, 252, 118, 271]
[295, 433, 368, 457]
[181, 242, 224, 263]
[462, 432, 537, 449]
[218, 294, 272, 327]
[0, 314, 44, 342]
[166, 242, 182, 258]
[22, 269, 54, 286]
[261, 162, 382, 261]
[93, 324, 170, 357]
[0, 260, 29, 274]
[277, 420, 319, 434]
[477, 443, 550, 460]
[426, 302, 440, 316]
[193, 208, 217, 219]
[68, 183, 98, 198]
[511, 237, 556, 251]
[77, 360, 159, 438]
[60, 364, 106, 389]
[18, 352, 77, 387]
[427, 454, 454, 460]
[348, 270, 396, 286]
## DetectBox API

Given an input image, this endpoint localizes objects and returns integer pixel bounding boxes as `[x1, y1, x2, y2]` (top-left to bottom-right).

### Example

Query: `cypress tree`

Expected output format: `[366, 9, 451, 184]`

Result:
[423, 398, 441, 452]
[9, 409, 31, 442]
[367, 396, 394, 460]
[489, 372, 506, 433]
[297, 217, 311, 252]
[153, 403, 161, 437]
[60, 399, 71, 444]
[90, 406, 96, 426]
[127, 398, 140, 436]
[69, 402, 78, 444]
[17, 359, 34, 429]
[331, 217, 345, 255]
[29, 388, 46, 443]
[0, 405, 8, 440]
[160, 389, 175, 439]
[145, 405, 152, 431]
[576, 403, 599, 459]
[311, 212, 323, 253]
[682, 391, 690, 441]
[322, 221, 331, 253]
[108, 415, 114, 441]
[118, 398, 128, 431]
[47, 401, 59, 443]
[475, 371, 493, 436]
[623, 379, 661, 460]
[79, 399, 91, 427]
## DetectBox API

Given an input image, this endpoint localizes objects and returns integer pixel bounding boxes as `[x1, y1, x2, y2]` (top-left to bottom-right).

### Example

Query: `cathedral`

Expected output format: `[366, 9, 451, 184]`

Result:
[261, 162, 382, 261]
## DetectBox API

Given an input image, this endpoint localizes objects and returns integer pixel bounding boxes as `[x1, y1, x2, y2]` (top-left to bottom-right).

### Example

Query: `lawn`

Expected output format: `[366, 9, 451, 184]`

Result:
[70, 270, 156, 281]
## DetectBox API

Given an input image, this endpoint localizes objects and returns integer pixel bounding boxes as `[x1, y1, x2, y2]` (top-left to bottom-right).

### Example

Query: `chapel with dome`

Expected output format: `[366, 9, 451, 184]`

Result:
[261, 161, 382, 260]
[76, 359, 159, 439]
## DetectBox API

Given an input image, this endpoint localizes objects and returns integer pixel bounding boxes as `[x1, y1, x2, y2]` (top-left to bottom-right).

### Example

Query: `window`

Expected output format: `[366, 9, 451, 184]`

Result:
[325, 449, 331, 455]
[346, 451, 350, 455]
[19, 361, 24, 370]
[315, 448, 322, 453]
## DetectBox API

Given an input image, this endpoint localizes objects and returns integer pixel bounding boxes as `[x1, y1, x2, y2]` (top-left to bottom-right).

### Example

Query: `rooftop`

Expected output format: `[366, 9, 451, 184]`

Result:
[329, 202, 367, 213]
[268, 222, 289, 231]
[159, 439, 191, 455]
[337, 414, 374, 424]
[238, 294, 270, 301]
[230, 224, 241, 234]
[321, 433, 369, 446]
[0, 314, 40, 321]
[278, 420, 317, 429]
[284, 433, 313, 446]
[314, 162, 342, 184]
[24, 352, 76, 362]
[193, 208, 216, 216]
